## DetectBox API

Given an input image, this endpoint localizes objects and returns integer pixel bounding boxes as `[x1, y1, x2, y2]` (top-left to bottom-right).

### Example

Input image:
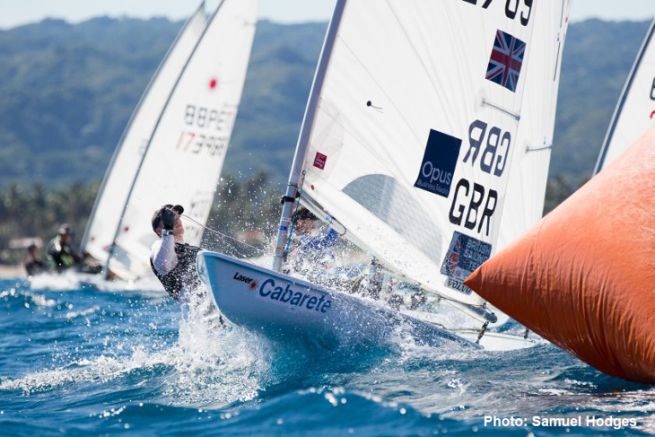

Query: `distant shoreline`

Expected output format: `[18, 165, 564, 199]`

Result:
[0, 264, 25, 279]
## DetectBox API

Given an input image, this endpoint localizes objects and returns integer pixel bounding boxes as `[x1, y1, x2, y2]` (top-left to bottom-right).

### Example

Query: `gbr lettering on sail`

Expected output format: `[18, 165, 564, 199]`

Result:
[438, 0, 535, 295]
[449, 119, 509, 237]
[436, 115, 516, 295]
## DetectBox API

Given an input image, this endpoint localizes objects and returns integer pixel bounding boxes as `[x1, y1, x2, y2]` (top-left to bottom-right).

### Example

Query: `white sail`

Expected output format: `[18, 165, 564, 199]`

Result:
[491, 1, 571, 325]
[80, 3, 208, 275]
[106, 0, 257, 279]
[595, 18, 655, 174]
[279, 0, 568, 308]
[497, 1, 571, 249]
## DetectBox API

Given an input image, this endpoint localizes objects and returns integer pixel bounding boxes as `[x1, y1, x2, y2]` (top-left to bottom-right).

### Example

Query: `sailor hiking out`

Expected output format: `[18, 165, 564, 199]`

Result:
[150, 204, 203, 302]
[150, 203, 225, 330]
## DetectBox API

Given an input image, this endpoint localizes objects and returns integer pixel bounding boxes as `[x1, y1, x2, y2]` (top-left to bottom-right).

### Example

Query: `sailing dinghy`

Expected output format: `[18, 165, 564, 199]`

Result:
[198, 0, 571, 350]
[80, 0, 257, 282]
[79, 2, 207, 281]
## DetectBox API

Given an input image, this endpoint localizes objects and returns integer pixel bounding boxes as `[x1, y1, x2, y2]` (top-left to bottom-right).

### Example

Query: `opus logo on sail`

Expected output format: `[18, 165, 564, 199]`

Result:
[414, 129, 461, 198]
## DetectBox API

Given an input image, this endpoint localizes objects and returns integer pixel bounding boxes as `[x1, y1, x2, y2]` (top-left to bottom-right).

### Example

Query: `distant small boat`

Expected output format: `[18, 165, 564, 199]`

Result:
[80, 0, 257, 281]
[199, 0, 572, 350]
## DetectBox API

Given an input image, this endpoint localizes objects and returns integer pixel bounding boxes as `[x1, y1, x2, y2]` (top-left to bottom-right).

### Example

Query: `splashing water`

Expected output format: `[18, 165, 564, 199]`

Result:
[1, 276, 654, 434]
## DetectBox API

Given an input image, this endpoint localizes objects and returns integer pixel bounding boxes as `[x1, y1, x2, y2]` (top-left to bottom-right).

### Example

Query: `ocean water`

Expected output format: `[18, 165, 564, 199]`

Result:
[0, 276, 653, 436]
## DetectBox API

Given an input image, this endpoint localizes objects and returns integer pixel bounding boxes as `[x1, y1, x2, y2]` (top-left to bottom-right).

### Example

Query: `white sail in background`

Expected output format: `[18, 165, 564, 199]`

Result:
[80, 3, 208, 275]
[594, 18, 655, 174]
[106, 0, 257, 279]
[281, 0, 568, 308]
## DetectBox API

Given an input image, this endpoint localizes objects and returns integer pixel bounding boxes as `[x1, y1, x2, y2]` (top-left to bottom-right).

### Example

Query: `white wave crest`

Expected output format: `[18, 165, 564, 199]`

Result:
[0, 291, 270, 410]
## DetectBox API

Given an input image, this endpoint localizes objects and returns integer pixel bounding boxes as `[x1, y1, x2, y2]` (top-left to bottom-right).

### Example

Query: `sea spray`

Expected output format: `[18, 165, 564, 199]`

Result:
[2, 279, 654, 434]
[161, 287, 270, 408]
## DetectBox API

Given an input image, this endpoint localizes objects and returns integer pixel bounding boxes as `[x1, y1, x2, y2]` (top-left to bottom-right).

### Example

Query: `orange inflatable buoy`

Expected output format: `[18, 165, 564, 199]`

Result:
[465, 127, 655, 383]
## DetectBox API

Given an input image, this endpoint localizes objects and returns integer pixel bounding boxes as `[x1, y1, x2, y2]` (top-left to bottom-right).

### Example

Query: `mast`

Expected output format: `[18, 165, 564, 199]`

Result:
[594, 18, 655, 175]
[102, 1, 220, 279]
[272, 0, 347, 272]
[80, 1, 207, 257]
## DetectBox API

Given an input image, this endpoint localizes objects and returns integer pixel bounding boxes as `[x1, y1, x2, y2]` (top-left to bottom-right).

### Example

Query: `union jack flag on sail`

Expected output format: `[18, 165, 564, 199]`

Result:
[485, 30, 526, 92]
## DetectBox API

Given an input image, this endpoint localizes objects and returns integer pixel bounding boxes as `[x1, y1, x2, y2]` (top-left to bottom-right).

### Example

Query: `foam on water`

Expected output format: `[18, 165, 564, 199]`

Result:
[160, 292, 270, 407]
[28, 271, 164, 295]
[1, 289, 270, 410]
[27, 271, 83, 291]
[2, 277, 655, 434]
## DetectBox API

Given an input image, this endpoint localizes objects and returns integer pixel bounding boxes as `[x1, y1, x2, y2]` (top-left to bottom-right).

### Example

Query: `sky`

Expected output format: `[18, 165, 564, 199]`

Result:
[0, 0, 652, 29]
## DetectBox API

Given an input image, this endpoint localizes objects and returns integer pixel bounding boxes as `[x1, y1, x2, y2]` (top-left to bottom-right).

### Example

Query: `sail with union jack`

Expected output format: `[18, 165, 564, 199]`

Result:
[485, 29, 526, 92]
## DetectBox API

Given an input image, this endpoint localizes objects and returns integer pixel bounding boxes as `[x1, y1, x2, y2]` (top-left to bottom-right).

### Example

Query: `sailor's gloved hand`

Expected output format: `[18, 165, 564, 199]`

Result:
[161, 208, 176, 231]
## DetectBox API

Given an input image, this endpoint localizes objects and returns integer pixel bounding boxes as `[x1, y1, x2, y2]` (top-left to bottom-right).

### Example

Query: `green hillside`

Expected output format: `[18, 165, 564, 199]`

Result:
[0, 16, 651, 262]
[0, 17, 649, 186]
[553, 19, 650, 183]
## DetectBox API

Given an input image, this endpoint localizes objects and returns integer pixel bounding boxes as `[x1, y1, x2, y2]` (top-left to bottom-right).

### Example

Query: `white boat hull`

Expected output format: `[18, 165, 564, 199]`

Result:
[197, 250, 478, 349]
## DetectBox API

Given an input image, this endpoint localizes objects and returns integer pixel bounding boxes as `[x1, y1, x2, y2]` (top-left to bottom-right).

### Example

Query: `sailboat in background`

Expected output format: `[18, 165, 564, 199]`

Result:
[198, 0, 571, 350]
[80, 0, 257, 282]
[594, 18, 655, 174]
[80, 2, 207, 281]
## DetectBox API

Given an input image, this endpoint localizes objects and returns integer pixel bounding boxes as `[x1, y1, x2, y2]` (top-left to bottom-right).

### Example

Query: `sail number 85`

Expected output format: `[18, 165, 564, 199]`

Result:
[462, 0, 532, 26]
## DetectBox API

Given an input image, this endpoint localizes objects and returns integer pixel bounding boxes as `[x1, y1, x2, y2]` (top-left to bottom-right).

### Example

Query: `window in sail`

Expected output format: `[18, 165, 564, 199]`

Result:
[342, 174, 441, 260]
